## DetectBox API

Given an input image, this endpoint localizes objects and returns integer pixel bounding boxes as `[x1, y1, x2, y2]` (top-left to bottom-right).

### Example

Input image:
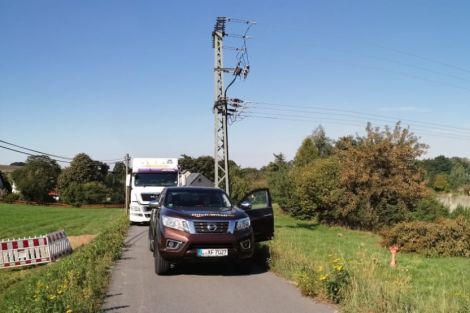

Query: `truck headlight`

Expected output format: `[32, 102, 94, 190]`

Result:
[130, 205, 141, 212]
[162, 216, 190, 233]
[236, 217, 251, 231]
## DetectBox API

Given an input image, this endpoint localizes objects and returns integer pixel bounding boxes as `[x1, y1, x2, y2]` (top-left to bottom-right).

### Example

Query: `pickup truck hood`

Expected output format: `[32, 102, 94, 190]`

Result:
[164, 207, 247, 220]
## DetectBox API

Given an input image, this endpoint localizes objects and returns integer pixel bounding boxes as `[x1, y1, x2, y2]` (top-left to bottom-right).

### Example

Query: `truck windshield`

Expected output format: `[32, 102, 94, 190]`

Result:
[164, 189, 232, 210]
[134, 172, 178, 187]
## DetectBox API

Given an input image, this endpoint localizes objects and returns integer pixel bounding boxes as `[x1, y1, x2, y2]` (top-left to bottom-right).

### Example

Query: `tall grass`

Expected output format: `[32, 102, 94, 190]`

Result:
[0, 215, 128, 312]
[268, 205, 470, 313]
[0, 203, 123, 300]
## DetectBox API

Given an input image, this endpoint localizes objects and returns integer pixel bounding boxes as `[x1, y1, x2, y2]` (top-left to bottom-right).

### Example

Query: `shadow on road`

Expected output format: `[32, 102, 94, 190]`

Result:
[124, 226, 147, 247]
[102, 305, 130, 312]
[169, 244, 271, 277]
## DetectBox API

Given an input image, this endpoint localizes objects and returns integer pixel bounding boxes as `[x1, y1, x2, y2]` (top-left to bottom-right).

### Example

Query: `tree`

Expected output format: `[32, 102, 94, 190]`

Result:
[433, 174, 449, 192]
[104, 162, 126, 203]
[310, 125, 333, 158]
[335, 123, 429, 229]
[11, 155, 61, 202]
[60, 182, 110, 206]
[448, 162, 470, 191]
[179, 155, 215, 180]
[229, 165, 251, 202]
[294, 137, 318, 167]
[10, 162, 25, 166]
[420, 155, 453, 180]
[291, 157, 343, 220]
[58, 153, 102, 190]
[58, 153, 110, 205]
[266, 153, 296, 212]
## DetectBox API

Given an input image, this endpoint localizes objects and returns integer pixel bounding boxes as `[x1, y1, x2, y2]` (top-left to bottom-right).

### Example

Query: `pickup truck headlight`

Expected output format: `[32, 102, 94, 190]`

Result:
[162, 216, 190, 233]
[236, 217, 251, 231]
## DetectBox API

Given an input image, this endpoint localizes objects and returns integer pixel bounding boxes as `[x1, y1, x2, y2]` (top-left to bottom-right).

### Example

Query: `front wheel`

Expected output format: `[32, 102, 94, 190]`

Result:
[154, 243, 170, 275]
[148, 227, 154, 252]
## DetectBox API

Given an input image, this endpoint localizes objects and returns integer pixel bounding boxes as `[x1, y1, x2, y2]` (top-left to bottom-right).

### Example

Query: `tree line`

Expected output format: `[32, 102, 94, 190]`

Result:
[2, 122, 470, 228]
[2, 153, 126, 206]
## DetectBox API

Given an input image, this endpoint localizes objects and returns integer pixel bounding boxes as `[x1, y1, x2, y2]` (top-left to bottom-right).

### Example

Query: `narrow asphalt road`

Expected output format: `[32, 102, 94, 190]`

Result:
[102, 225, 336, 313]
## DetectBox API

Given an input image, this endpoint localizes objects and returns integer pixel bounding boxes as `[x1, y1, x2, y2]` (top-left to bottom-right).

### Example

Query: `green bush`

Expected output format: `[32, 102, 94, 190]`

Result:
[291, 157, 343, 221]
[0, 215, 128, 312]
[1, 193, 20, 203]
[407, 197, 449, 221]
[450, 206, 470, 222]
[61, 181, 110, 205]
[381, 218, 470, 257]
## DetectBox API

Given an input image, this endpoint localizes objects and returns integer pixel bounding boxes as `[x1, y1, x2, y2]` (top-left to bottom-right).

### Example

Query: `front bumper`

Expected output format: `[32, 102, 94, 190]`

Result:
[129, 212, 151, 222]
[158, 227, 254, 262]
[129, 203, 152, 222]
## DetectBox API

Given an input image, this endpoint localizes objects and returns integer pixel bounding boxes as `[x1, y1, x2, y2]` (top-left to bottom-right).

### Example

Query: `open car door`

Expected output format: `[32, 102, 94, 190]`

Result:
[238, 188, 274, 242]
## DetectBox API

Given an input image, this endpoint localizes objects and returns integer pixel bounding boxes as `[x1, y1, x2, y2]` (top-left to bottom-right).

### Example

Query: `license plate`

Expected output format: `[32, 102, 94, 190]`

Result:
[197, 248, 228, 257]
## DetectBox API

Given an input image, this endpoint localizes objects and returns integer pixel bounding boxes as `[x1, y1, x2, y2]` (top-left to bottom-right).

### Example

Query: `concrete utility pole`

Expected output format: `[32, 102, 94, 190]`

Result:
[213, 17, 230, 194]
[124, 153, 131, 215]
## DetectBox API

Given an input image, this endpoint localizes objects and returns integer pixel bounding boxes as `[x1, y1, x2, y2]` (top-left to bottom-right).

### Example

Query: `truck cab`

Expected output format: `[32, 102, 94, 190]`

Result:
[128, 158, 180, 223]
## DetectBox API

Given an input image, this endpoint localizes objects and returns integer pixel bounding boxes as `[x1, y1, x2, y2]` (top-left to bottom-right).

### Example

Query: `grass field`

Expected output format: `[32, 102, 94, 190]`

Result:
[269, 205, 470, 313]
[0, 203, 124, 306]
[0, 203, 123, 238]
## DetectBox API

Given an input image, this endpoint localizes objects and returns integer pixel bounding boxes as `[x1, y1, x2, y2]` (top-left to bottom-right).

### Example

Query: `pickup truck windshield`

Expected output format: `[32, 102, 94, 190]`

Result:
[134, 172, 178, 187]
[164, 189, 232, 210]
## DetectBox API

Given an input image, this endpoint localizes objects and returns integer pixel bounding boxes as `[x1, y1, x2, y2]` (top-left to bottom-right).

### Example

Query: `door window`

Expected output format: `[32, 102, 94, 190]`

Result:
[242, 189, 270, 210]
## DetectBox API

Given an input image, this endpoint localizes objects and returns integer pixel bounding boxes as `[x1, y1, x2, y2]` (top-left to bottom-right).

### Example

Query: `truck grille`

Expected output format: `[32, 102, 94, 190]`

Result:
[141, 193, 159, 202]
[194, 221, 229, 233]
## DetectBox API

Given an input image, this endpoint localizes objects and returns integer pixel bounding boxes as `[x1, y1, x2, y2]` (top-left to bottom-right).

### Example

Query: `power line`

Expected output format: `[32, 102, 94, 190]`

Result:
[376, 44, 470, 75]
[324, 46, 470, 83]
[243, 101, 470, 134]
[0, 145, 71, 163]
[0, 139, 73, 160]
[0, 139, 122, 165]
[237, 112, 470, 142]
[314, 56, 470, 93]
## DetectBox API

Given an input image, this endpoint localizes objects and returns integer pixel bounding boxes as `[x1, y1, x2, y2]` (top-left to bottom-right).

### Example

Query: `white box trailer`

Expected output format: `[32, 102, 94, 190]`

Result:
[127, 158, 180, 223]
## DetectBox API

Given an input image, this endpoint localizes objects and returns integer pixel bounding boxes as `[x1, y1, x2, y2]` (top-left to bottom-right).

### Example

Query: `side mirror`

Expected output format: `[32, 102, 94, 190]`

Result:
[240, 201, 252, 210]
[148, 201, 159, 209]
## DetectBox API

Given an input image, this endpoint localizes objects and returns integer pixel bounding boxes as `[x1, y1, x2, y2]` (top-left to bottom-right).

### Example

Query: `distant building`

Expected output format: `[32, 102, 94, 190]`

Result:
[0, 164, 21, 174]
[181, 171, 214, 187]
[0, 165, 21, 194]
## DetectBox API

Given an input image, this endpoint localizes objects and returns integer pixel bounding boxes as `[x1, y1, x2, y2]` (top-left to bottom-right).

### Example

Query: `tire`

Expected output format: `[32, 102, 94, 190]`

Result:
[154, 243, 170, 275]
[148, 227, 154, 252]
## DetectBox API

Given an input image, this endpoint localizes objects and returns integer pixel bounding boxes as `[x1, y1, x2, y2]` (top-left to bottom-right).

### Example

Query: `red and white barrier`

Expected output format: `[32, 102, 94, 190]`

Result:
[0, 230, 73, 269]
[0, 236, 51, 269]
[47, 230, 72, 261]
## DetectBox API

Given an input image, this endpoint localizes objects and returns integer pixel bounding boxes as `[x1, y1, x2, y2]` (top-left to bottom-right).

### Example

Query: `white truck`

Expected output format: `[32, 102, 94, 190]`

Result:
[127, 158, 180, 223]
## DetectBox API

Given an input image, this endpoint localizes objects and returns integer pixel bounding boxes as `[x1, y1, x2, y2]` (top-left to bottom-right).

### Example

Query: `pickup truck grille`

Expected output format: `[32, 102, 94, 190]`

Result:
[193, 221, 229, 233]
[141, 193, 159, 202]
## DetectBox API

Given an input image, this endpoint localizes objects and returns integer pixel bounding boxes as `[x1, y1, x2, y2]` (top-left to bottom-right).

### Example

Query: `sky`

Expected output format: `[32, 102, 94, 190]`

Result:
[1, 0, 470, 168]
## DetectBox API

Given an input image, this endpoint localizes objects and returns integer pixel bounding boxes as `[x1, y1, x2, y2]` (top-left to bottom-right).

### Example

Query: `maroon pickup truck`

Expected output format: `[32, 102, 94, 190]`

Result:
[148, 187, 274, 274]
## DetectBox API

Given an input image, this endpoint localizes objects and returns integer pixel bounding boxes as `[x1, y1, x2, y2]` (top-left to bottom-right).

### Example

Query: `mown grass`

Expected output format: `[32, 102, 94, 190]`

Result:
[0, 203, 124, 308]
[0, 203, 123, 238]
[0, 215, 128, 312]
[269, 205, 470, 313]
